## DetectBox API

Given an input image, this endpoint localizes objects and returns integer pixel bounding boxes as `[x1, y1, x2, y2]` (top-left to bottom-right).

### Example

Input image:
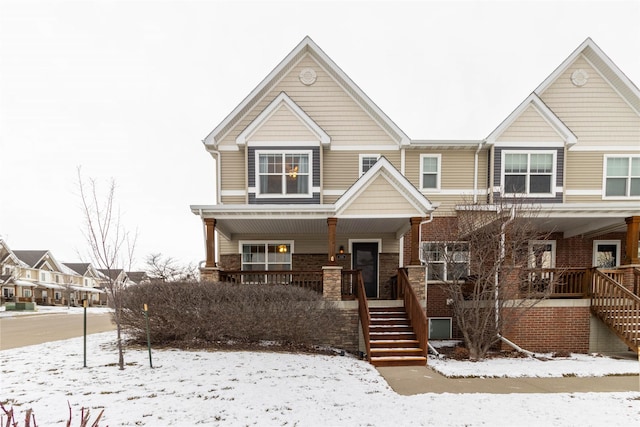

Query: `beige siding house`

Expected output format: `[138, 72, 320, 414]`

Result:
[191, 37, 640, 364]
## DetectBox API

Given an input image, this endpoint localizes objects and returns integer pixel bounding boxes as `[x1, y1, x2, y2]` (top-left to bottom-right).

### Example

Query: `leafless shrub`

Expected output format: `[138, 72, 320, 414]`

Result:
[120, 281, 342, 348]
[0, 402, 104, 427]
[450, 346, 470, 360]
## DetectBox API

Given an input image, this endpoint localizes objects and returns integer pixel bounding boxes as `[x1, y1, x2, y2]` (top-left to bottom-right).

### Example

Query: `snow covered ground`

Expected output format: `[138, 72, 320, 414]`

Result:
[2, 307, 640, 426]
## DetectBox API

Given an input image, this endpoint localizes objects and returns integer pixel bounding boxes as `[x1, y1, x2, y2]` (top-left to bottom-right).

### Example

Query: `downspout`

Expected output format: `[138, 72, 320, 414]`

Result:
[494, 206, 535, 356]
[473, 141, 484, 203]
[419, 213, 436, 355]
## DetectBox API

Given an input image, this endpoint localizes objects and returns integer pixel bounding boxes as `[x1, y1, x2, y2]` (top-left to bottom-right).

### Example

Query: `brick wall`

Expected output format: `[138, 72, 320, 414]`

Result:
[426, 284, 461, 339]
[501, 304, 591, 353]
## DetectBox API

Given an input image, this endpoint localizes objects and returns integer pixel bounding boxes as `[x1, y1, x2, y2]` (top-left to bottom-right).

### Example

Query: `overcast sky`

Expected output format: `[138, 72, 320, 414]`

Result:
[1, 0, 639, 270]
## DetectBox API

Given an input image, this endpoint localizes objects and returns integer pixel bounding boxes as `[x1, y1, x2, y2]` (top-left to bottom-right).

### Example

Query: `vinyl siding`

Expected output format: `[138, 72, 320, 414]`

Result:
[322, 150, 401, 192]
[496, 105, 565, 142]
[540, 56, 640, 146]
[341, 175, 422, 216]
[564, 151, 607, 203]
[216, 54, 397, 151]
[247, 104, 317, 141]
[220, 151, 246, 201]
[404, 149, 488, 213]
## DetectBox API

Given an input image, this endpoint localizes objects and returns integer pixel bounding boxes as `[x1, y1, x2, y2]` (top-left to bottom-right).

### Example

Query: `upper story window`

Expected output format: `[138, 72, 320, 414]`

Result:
[360, 154, 379, 176]
[420, 154, 441, 191]
[40, 272, 47, 282]
[423, 242, 469, 281]
[503, 151, 554, 196]
[257, 151, 311, 197]
[604, 156, 640, 198]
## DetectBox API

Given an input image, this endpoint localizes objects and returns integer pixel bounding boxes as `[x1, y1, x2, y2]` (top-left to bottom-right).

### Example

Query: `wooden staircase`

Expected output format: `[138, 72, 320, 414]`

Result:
[368, 306, 427, 367]
[591, 270, 640, 354]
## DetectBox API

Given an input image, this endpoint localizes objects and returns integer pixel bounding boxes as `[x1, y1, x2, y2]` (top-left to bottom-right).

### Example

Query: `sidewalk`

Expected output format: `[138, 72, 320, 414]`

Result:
[377, 365, 640, 394]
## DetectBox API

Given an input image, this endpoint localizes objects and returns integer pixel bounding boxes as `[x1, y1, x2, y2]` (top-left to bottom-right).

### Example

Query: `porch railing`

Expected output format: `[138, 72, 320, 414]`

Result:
[341, 270, 359, 299]
[397, 268, 428, 358]
[522, 268, 590, 298]
[218, 270, 323, 294]
[591, 269, 640, 351]
[355, 271, 371, 360]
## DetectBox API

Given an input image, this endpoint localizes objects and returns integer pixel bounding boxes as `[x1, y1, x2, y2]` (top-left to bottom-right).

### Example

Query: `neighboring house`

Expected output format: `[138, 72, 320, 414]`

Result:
[0, 240, 104, 306]
[190, 37, 639, 364]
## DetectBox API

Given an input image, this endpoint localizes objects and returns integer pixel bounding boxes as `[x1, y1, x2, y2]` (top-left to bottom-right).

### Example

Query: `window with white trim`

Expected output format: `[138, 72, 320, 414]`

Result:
[423, 242, 469, 281]
[241, 242, 292, 271]
[593, 240, 620, 268]
[359, 154, 379, 176]
[528, 240, 556, 269]
[256, 151, 311, 197]
[604, 156, 640, 198]
[420, 154, 440, 190]
[503, 151, 554, 195]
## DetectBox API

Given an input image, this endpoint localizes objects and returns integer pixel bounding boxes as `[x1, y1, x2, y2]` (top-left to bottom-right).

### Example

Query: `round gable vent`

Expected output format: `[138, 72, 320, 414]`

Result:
[299, 68, 317, 86]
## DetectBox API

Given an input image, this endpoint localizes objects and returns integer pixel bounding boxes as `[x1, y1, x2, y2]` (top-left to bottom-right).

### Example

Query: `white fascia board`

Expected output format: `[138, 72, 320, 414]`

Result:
[236, 92, 330, 147]
[485, 93, 577, 146]
[190, 204, 336, 218]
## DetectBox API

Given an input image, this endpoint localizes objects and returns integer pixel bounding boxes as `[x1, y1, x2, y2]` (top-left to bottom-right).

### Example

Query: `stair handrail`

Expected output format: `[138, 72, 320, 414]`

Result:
[397, 268, 428, 358]
[355, 270, 371, 360]
[591, 269, 640, 351]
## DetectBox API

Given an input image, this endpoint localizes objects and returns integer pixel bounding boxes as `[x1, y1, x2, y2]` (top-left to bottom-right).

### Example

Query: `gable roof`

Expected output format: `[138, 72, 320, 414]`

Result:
[236, 92, 330, 146]
[535, 37, 640, 115]
[204, 36, 410, 148]
[335, 156, 436, 216]
[12, 250, 49, 268]
[485, 93, 577, 146]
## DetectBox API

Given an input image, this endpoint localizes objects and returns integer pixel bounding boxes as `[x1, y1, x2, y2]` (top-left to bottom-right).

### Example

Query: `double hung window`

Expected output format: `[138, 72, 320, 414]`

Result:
[257, 151, 310, 197]
[242, 243, 292, 271]
[604, 156, 640, 198]
[420, 154, 440, 190]
[423, 242, 469, 281]
[503, 152, 554, 195]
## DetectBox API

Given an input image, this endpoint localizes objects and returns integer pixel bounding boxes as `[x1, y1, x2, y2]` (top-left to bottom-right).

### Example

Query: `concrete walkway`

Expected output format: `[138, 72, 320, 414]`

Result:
[377, 365, 640, 394]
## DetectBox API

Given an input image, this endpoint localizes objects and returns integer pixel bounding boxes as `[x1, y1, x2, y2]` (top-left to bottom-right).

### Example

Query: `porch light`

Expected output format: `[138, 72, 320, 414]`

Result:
[339, 246, 344, 254]
[277, 244, 288, 253]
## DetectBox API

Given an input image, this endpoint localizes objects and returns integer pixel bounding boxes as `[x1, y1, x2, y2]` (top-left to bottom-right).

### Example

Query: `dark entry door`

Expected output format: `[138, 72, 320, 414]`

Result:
[352, 242, 378, 298]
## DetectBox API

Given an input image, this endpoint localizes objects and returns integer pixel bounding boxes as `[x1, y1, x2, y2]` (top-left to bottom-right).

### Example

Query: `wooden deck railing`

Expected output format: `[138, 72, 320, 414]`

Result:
[397, 268, 428, 357]
[591, 269, 640, 351]
[341, 270, 359, 299]
[218, 270, 323, 293]
[355, 271, 371, 360]
[522, 268, 590, 298]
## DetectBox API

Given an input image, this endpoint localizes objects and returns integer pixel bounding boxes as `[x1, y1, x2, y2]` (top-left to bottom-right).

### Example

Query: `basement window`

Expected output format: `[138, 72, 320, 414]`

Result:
[429, 318, 452, 340]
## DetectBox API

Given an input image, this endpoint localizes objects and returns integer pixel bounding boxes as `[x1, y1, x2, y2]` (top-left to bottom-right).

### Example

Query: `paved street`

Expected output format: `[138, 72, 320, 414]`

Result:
[0, 312, 115, 350]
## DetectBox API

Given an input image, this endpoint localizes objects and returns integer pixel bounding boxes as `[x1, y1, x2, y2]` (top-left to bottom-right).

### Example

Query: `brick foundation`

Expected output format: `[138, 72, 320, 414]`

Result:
[501, 301, 591, 353]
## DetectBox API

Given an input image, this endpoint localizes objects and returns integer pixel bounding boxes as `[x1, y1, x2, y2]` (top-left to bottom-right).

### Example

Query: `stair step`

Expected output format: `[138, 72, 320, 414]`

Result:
[369, 356, 427, 367]
[370, 348, 424, 357]
[370, 332, 416, 341]
[370, 317, 410, 324]
[370, 325, 413, 332]
[370, 339, 420, 348]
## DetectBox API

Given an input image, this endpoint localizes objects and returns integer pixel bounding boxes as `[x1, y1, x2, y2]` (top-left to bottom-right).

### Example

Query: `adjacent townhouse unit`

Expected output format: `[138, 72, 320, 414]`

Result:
[0, 240, 105, 307]
[191, 37, 639, 365]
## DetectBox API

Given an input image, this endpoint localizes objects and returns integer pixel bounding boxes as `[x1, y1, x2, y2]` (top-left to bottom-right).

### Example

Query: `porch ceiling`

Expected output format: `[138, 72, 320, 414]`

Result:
[190, 205, 413, 239]
[457, 203, 636, 239]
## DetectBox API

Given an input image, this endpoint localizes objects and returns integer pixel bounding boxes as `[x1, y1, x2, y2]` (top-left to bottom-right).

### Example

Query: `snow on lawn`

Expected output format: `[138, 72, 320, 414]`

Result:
[428, 350, 640, 378]
[1, 333, 640, 426]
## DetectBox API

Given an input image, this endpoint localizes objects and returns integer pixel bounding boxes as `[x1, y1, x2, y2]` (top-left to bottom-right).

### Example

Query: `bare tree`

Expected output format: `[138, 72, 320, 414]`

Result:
[144, 253, 198, 283]
[425, 198, 557, 360]
[77, 167, 137, 370]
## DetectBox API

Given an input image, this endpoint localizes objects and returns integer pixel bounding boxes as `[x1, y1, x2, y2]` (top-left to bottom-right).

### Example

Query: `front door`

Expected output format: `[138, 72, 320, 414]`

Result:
[352, 242, 379, 298]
